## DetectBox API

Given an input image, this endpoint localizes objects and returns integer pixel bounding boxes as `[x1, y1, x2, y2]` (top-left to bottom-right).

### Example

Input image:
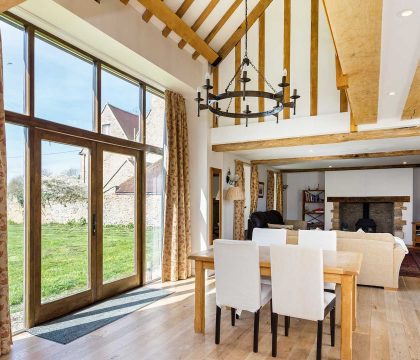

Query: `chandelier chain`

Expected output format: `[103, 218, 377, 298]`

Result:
[248, 59, 277, 93]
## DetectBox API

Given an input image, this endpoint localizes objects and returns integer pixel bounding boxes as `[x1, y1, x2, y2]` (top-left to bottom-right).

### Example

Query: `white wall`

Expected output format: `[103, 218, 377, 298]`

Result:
[283, 172, 325, 220]
[325, 169, 414, 244]
[414, 168, 420, 221]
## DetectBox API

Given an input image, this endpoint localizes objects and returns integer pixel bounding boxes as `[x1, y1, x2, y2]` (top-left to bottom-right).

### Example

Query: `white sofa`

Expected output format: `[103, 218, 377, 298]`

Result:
[286, 230, 406, 289]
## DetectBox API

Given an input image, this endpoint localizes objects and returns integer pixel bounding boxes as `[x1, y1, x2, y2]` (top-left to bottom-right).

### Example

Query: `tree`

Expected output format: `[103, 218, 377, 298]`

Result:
[8, 176, 24, 207]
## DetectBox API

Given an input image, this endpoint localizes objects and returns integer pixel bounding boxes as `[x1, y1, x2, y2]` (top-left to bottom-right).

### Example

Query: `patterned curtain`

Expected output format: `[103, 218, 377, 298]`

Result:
[266, 170, 275, 211]
[276, 171, 283, 214]
[162, 90, 192, 282]
[233, 160, 245, 240]
[0, 31, 12, 354]
[250, 164, 259, 214]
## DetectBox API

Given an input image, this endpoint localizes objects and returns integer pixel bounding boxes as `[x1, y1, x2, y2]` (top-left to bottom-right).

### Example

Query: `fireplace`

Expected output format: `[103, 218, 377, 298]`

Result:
[328, 196, 410, 238]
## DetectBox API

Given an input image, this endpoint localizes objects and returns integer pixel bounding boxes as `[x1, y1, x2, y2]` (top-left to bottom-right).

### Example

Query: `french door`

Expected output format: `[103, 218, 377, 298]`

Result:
[30, 130, 143, 325]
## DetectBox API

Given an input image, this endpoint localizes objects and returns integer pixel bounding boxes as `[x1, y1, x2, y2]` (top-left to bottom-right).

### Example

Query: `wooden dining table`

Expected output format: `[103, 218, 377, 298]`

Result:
[189, 247, 362, 360]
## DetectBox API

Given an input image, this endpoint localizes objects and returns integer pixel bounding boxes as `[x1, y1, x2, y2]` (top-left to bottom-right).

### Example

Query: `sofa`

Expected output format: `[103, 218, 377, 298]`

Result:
[246, 210, 307, 240]
[285, 230, 406, 289]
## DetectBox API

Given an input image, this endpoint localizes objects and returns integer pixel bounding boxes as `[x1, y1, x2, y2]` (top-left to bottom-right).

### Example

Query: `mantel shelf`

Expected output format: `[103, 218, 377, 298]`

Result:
[327, 196, 410, 203]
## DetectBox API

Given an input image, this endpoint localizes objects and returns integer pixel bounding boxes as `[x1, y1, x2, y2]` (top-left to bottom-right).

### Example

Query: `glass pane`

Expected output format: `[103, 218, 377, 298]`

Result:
[6, 124, 26, 332]
[0, 18, 25, 113]
[41, 141, 90, 303]
[145, 152, 164, 282]
[146, 91, 165, 148]
[101, 68, 140, 141]
[35, 35, 94, 130]
[103, 151, 136, 282]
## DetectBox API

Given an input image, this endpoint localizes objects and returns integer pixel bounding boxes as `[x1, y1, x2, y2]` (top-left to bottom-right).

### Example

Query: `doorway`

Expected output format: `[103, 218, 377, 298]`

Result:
[209, 168, 222, 245]
[243, 164, 251, 231]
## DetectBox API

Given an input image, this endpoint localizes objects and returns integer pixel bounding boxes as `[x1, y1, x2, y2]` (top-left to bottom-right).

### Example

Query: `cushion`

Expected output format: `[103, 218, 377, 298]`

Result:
[356, 228, 365, 233]
[268, 223, 293, 230]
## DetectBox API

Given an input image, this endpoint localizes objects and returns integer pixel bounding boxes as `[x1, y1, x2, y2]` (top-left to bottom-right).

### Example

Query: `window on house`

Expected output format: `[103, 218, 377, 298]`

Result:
[145, 89, 165, 148]
[101, 67, 140, 141]
[102, 124, 110, 135]
[0, 17, 25, 114]
[35, 33, 94, 130]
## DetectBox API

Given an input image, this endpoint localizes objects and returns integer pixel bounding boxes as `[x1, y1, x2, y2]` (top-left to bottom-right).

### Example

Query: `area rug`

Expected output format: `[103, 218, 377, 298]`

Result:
[29, 286, 173, 344]
[399, 247, 420, 277]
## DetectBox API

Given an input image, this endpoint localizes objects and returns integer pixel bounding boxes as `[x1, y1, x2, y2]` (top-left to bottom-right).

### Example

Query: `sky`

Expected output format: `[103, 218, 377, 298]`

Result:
[1, 17, 153, 182]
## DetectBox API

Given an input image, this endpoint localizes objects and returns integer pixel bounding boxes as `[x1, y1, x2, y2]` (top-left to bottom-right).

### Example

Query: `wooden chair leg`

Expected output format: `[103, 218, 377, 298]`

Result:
[330, 307, 335, 347]
[317, 320, 323, 360]
[215, 306, 221, 344]
[253, 309, 260, 353]
[231, 308, 236, 326]
[284, 316, 290, 336]
[272, 312, 278, 357]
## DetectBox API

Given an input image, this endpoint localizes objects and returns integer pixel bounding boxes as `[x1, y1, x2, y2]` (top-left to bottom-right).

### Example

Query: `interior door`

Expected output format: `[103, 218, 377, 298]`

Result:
[33, 130, 97, 324]
[96, 143, 143, 300]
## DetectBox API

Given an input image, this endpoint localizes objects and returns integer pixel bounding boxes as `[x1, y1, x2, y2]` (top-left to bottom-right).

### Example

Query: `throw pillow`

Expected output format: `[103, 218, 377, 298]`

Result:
[267, 223, 293, 230]
[357, 228, 365, 233]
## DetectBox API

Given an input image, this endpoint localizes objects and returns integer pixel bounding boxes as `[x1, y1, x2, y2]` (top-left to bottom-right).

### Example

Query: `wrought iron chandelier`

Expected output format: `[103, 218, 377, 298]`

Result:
[195, 0, 300, 126]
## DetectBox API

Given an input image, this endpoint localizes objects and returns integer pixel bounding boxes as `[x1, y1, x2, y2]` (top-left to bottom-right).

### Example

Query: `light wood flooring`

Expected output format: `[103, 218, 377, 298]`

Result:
[4, 276, 420, 360]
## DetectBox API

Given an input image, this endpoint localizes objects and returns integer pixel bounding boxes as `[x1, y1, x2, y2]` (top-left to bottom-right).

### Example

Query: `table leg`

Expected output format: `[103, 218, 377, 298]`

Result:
[194, 260, 205, 334]
[352, 275, 357, 330]
[341, 274, 353, 360]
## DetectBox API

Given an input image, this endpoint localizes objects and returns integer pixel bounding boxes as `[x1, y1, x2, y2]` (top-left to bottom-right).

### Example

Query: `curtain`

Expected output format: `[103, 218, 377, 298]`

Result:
[276, 171, 283, 214]
[266, 170, 275, 211]
[162, 90, 192, 282]
[250, 164, 259, 214]
[233, 160, 245, 240]
[0, 31, 12, 354]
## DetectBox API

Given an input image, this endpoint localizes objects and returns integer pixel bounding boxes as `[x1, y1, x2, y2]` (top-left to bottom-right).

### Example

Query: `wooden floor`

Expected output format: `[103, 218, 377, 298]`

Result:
[5, 276, 420, 360]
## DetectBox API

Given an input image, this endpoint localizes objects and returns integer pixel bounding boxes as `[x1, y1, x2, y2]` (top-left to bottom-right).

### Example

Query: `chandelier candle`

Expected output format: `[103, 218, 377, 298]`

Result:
[195, 0, 300, 125]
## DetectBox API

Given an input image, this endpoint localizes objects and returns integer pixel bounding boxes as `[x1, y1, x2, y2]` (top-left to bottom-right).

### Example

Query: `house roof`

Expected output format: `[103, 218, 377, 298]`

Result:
[104, 104, 139, 141]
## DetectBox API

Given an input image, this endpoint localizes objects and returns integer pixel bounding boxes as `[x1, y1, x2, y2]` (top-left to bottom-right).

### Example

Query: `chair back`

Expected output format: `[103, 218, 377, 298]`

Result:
[214, 240, 261, 312]
[270, 244, 324, 321]
[252, 228, 287, 246]
[298, 230, 337, 250]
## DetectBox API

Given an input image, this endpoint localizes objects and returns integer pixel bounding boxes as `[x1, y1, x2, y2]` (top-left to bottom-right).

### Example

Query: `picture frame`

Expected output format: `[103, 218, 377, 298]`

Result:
[258, 182, 264, 198]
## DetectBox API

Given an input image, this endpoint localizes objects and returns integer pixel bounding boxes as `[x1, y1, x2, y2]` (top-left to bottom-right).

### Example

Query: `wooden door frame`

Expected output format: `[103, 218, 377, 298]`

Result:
[96, 143, 143, 300]
[209, 167, 222, 245]
[30, 129, 97, 325]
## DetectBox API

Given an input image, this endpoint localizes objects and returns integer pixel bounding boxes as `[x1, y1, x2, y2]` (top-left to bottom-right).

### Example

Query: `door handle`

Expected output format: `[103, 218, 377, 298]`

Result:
[92, 214, 97, 236]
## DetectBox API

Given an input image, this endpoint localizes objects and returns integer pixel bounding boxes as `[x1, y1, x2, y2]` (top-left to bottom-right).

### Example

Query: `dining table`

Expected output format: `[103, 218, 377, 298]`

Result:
[188, 246, 363, 360]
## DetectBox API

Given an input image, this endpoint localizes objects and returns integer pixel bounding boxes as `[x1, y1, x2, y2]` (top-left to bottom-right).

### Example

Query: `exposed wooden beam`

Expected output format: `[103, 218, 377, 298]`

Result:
[310, 0, 319, 116]
[192, 0, 242, 60]
[340, 90, 348, 112]
[212, 126, 420, 152]
[142, 0, 163, 23]
[283, 0, 291, 120]
[120, 0, 130, 5]
[402, 61, 420, 120]
[350, 111, 358, 132]
[235, 42, 241, 125]
[212, 66, 219, 128]
[322, 0, 382, 125]
[0, 0, 25, 12]
[136, 0, 219, 64]
[252, 149, 420, 166]
[282, 164, 420, 173]
[258, 12, 265, 122]
[217, 0, 273, 61]
[178, 0, 219, 50]
[161, 0, 194, 38]
[335, 54, 348, 90]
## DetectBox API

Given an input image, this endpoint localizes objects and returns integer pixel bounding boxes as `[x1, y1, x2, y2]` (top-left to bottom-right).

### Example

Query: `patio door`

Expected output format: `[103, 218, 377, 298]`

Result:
[32, 130, 143, 325]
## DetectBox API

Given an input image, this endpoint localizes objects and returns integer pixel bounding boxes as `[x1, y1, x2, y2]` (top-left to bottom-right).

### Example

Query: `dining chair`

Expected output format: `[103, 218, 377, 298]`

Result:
[270, 245, 336, 359]
[252, 228, 288, 246]
[298, 230, 337, 293]
[213, 239, 272, 353]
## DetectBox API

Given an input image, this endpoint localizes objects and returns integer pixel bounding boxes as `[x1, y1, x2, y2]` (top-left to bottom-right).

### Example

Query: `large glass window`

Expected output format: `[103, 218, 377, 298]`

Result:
[0, 17, 25, 114]
[35, 34, 94, 130]
[101, 68, 140, 141]
[146, 90, 165, 148]
[6, 124, 27, 333]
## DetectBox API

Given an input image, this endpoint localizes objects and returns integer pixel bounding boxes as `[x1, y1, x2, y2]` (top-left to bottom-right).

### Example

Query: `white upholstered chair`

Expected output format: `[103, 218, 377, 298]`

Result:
[270, 245, 336, 359]
[214, 239, 272, 353]
[298, 230, 337, 293]
[252, 228, 287, 247]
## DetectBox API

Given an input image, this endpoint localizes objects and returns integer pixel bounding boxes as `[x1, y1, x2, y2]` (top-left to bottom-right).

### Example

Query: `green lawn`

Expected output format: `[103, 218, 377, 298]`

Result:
[8, 223, 162, 314]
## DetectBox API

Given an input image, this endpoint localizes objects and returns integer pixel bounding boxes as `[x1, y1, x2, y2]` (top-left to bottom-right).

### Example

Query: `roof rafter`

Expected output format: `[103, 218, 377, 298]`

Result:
[402, 61, 420, 120]
[178, 0, 220, 50]
[162, 0, 194, 38]
[136, 0, 219, 64]
[192, 0, 242, 60]
[0, 0, 25, 12]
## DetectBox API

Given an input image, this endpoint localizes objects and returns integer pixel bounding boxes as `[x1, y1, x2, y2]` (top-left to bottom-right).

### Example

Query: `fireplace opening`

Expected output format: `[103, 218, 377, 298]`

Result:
[354, 203, 377, 233]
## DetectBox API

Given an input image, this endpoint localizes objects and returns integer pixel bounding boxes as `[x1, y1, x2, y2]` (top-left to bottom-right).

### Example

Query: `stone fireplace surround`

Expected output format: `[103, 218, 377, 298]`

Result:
[327, 196, 410, 239]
